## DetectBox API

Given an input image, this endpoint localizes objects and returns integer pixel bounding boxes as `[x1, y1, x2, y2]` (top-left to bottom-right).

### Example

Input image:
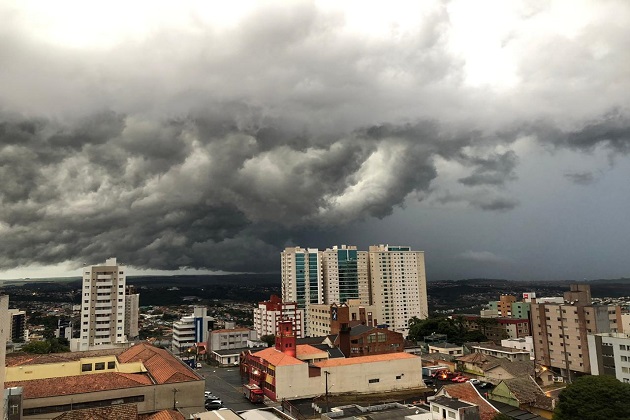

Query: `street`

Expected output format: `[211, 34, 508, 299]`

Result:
[197, 364, 266, 412]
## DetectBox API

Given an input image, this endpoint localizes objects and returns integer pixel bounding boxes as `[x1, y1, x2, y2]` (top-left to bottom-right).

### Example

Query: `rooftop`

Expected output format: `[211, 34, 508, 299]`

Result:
[314, 352, 418, 368]
[5, 343, 203, 400]
[437, 382, 499, 420]
[429, 343, 462, 349]
[252, 347, 304, 367]
[6, 348, 126, 367]
[51, 403, 138, 419]
[473, 343, 531, 353]
[431, 396, 475, 410]
[296, 344, 327, 357]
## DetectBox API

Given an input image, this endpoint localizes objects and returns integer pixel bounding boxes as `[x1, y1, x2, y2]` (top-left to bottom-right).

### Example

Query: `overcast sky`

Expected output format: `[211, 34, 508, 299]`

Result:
[1, 0, 629, 281]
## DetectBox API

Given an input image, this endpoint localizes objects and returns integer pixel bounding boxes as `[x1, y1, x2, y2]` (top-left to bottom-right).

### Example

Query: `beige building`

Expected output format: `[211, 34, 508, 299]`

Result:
[4, 343, 204, 419]
[368, 245, 428, 336]
[76, 258, 128, 351]
[125, 287, 140, 340]
[322, 245, 370, 305]
[307, 300, 382, 337]
[531, 284, 622, 377]
[1, 295, 9, 416]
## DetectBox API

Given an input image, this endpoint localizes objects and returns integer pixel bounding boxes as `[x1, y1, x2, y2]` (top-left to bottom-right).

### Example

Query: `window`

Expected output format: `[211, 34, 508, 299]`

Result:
[108, 361, 116, 369]
[82, 363, 92, 372]
[368, 378, 379, 383]
[621, 345, 627, 351]
[396, 375, 402, 380]
[448, 411, 456, 419]
[95, 362, 105, 371]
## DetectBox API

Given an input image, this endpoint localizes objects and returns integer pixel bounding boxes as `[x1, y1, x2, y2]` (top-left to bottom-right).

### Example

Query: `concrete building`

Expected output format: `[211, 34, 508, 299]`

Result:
[7, 309, 26, 343]
[368, 245, 428, 336]
[240, 321, 424, 401]
[322, 403, 432, 420]
[588, 332, 630, 383]
[75, 258, 127, 351]
[487, 295, 530, 320]
[253, 295, 304, 339]
[462, 315, 530, 341]
[322, 245, 370, 305]
[428, 343, 464, 357]
[171, 307, 214, 356]
[471, 343, 531, 362]
[208, 328, 258, 352]
[433, 382, 500, 420]
[307, 300, 382, 337]
[4, 343, 204, 419]
[429, 396, 480, 420]
[501, 337, 534, 360]
[531, 284, 622, 378]
[281, 247, 323, 335]
[124, 286, 140, 340]
[1, 295, 9, 417]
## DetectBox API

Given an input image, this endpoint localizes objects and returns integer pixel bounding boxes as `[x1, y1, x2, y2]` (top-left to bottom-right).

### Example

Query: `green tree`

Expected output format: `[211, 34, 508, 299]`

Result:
[553, 375, 630, 420]
[261, 334, 275, 347]
[21, 341, 52, 354]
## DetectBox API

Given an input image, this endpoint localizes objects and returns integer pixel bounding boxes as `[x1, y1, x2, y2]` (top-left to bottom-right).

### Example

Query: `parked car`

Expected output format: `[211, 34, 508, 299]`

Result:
[469, 379, 480, 385]
[478, 382, 494, 389]
[455, 376, 468, 383]
[451, 376, 464, 382]
[196, 362, 202, 368]
[423, 378, 434, 386]
[205, 400, 223, 410]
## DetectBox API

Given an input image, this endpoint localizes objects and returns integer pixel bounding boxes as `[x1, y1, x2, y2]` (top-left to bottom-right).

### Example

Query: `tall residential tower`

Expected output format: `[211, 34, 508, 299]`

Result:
[77, 258, 128, 351]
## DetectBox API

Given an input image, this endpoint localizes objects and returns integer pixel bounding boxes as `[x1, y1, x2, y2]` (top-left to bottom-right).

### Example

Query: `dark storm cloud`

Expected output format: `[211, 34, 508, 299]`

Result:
[564, 171, 596, 186]
[0, 1, 629, 275]
[458, 151, 518, 186]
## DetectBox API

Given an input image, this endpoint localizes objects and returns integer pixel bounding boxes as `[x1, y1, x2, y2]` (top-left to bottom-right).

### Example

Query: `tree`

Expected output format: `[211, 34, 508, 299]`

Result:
[261, 334, 275, 347]
[553, 375, 630, 420]
[20, 338, 70, 354]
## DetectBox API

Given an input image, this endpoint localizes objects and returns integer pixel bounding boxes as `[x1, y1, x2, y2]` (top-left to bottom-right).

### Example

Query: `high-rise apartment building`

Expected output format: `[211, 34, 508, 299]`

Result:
[281, 244, 428, 337]
[588, 332, 630, 383]
[253, 295, 304, 339]
[281, 247, 323, 335]
[531, 284, 621, 379]
[368, 245, 428, 336]
[322, 245, 370, 305]
[7, 309, 26, 343]
[124, 286, 140, 340]
[76, 258, 127, 351]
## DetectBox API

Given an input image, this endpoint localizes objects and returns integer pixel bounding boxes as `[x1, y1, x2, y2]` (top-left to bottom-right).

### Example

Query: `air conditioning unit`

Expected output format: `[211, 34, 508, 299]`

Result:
[553, 376, 564, 382]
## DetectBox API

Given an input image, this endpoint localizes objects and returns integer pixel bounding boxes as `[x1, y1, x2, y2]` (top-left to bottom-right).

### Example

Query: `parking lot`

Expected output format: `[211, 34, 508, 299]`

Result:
[197, 365, 266, 412]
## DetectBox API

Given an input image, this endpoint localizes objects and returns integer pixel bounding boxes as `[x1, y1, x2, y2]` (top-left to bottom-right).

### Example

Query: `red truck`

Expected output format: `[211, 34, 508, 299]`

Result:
[243, 384, 264, 403]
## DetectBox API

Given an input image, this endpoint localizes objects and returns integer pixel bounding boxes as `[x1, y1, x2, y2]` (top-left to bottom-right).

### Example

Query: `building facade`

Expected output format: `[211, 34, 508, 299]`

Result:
[77, 258, 127, 351]
[124, 286, 140, 340]
[588, 332, 630, 383]
[307, 300, 382, 337]
[367, 245, 428, 336]
[208, 328, 258, 352]
[171, 307, 214, 356]
[8, 309, 26, 343]
[531, 284, 622, 377]
[322, 245, 370, 305]
[253, 295, 304, 339]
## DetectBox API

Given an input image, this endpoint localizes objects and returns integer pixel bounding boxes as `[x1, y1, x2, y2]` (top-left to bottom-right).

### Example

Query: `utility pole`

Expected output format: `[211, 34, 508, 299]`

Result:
[324, 370, 330, 413]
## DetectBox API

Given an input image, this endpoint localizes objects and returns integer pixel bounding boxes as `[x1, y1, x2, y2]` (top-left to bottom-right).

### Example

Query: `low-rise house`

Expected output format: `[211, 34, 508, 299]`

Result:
[471, 343, 531, 362]
[434, 382, 500, 420]
[488, 376, 556, 419]
[428, 343, 464, 356]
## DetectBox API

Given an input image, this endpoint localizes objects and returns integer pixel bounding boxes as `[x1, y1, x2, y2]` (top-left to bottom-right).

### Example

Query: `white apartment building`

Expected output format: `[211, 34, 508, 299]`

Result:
[171, 306, 214, 356]
[322, 245, 370, 305]
[124, 288, 140, 340]
[501, 337, 534, 360]
[76, 258, 127, 351]
[253, 296, 304, 338]
[281, 244, 428, 338]
[368, 245, 428, 336]
[281, 247, 323, 335]
[588, 332, 630, 383]
[208, 328, 258, 351]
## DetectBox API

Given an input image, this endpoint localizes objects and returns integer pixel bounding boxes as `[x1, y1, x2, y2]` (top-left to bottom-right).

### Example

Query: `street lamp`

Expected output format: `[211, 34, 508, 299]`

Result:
[172, 388, 179, 410]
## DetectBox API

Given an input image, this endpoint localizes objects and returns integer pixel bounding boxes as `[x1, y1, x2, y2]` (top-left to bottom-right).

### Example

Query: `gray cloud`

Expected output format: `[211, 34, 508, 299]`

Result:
[564, 171, 596, 185]
[0, 1, 629, 275]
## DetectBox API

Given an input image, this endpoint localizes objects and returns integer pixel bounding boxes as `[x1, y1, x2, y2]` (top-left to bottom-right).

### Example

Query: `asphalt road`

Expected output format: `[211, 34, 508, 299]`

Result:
[197, 364, 265, 412]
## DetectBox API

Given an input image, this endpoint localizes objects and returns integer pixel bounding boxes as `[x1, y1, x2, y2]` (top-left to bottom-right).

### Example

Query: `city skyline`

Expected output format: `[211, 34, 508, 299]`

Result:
[0, 1, 629, 281]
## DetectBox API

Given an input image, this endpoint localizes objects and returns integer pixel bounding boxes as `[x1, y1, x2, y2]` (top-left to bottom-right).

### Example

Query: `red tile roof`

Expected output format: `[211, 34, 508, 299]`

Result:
[6, 348, 125, 367]
[145, 409, 186, 420]
[253, 347, 304, 366]
[51, 403, 138, 419]
[118, 343, 202, 384]
[314, 352, 419, 367]
[6, 372, 153, 399]
[438, 382, 499, 420]
[296, 344, 327, 357]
